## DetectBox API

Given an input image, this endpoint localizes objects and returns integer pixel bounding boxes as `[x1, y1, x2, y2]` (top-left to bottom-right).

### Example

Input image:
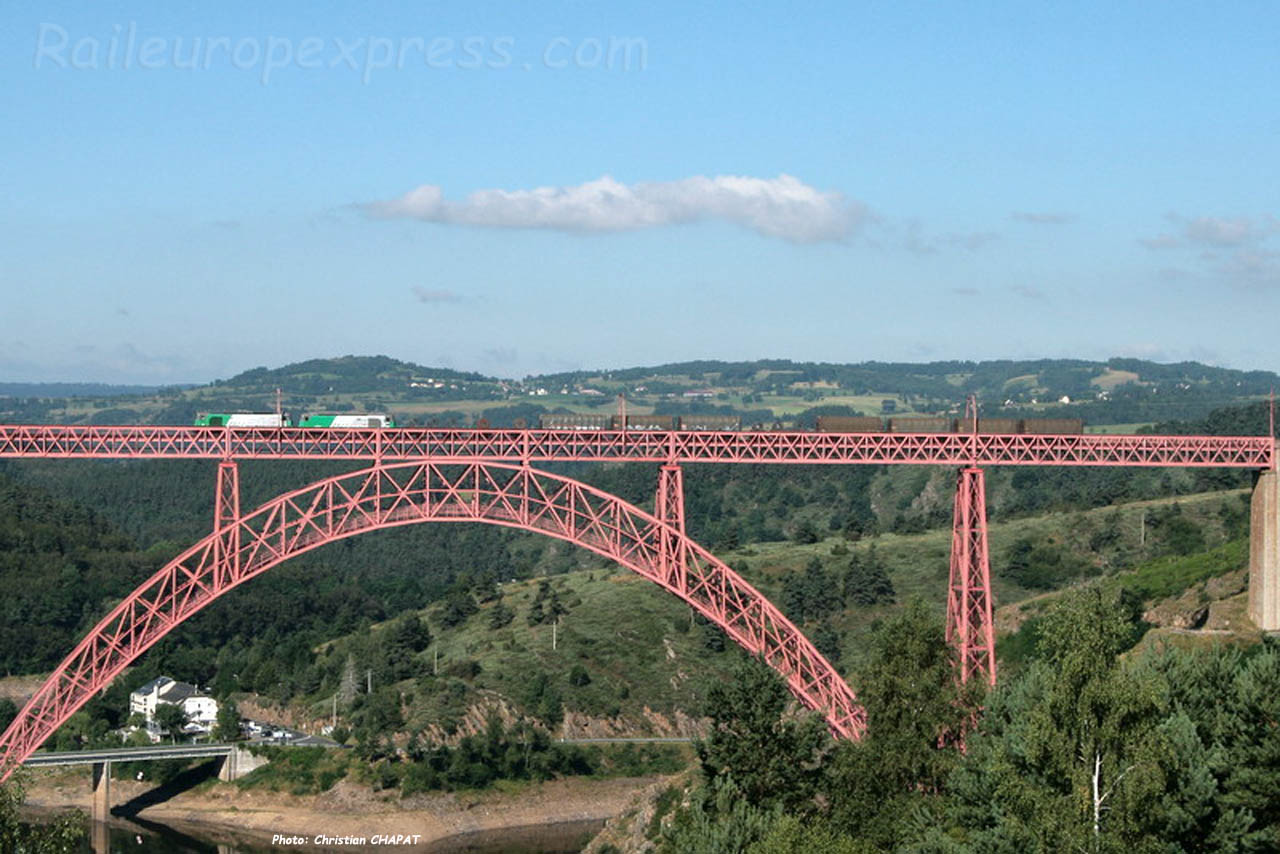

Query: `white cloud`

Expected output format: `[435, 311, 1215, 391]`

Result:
[1140, 212, 1280, 289]
[365, 174, 864, 243]
[1220, 249, 1280, 290]
[1182, 216, 1271, 247]
[1140, 213, 1278, 250]
[411, 287, 463, 304]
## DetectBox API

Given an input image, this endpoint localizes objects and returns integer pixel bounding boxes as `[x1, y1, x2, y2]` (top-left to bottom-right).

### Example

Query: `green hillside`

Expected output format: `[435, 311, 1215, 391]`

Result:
[285, 485, 1253, 752]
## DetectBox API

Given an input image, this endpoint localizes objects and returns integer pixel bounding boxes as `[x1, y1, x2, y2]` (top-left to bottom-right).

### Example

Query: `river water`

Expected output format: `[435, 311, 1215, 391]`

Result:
[49, 815, 603, 853]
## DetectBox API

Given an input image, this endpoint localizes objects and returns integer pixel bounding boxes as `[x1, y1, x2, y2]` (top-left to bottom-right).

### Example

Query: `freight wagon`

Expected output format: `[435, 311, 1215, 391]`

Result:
[538, 414, 614, 430]
[612, 414, 676, 431]
[537, 414, 742, 431]
[815, 415, 884, 432]
[814, 416, 1084, 434]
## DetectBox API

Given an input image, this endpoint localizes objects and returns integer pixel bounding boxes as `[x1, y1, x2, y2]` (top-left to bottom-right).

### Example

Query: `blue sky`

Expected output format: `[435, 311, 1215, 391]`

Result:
[1, 1, 1277, 383]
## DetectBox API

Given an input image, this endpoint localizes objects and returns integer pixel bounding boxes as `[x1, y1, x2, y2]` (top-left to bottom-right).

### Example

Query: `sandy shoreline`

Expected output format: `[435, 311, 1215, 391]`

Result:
[22, 767, 658, 849]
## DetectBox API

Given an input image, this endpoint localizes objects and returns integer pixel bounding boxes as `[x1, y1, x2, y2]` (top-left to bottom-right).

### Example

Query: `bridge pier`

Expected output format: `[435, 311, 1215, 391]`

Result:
[91, 818, 110, 854]
[947, 466, 996, 686]
[217, 745, 268, 781]
[90, 760, 111, 822]
[1250, 468, 1279, 631]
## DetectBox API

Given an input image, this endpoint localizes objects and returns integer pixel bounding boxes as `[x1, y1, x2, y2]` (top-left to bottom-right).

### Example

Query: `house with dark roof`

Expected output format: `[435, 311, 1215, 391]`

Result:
[129, 676, 219, 740]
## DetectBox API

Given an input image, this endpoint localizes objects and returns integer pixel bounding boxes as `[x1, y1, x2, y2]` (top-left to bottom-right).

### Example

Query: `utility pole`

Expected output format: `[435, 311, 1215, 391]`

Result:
[552, 618, 558, 652]
[433, 648, 438, 676]
[366, 669, 371, 695]
[1139, 509, 1146, 548]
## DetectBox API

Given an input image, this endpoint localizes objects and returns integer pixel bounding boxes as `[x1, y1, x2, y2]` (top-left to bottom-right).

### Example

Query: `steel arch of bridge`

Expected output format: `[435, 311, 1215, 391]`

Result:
[0, 460, 863, 781]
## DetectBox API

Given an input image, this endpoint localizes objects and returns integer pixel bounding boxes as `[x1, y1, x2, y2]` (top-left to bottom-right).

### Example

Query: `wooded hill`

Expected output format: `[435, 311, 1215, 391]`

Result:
[1, 354, 1276, 429]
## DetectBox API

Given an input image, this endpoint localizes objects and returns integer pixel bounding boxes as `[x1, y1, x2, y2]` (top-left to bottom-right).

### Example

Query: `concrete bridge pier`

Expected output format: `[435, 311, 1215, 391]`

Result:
[91, 818, 110, 854]
[217, 745, 269, 782]
[1250, 468, 1279, 631]
[90, 760, 111, 822]
[90, 759, 111, 854]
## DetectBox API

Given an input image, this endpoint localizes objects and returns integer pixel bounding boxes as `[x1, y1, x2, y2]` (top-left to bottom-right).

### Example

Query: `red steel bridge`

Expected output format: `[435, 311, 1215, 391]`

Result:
[0, 424, 1275, 782]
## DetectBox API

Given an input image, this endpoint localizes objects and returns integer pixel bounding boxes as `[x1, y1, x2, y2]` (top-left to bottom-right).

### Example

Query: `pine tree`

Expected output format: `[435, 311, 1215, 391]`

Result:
[843, 546, 895, 606]
[697, 657, 827, 813]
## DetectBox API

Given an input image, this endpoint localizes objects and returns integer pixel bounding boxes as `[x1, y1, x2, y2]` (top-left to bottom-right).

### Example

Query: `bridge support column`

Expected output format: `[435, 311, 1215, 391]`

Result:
[947, 467, 996, 686]
[218, 747, 236, 782]
[655, 464, 687, 591]
[91, 818, 110, 854]
[212, 460, 241, 588]
[91, 760, 111, 822]
[1250, 468, 1280, 631]
[217, 745, 268, 781]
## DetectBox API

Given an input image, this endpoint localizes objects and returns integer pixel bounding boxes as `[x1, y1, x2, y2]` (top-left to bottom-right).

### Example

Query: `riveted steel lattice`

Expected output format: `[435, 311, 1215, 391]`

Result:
[947, 467, 996, 686]
[0, 461, 863, 781]
[0, 426, 1271, 468]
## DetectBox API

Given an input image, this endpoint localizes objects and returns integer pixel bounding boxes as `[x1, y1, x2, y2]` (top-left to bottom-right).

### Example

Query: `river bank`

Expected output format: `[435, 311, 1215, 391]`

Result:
[22, 766, 663, 850]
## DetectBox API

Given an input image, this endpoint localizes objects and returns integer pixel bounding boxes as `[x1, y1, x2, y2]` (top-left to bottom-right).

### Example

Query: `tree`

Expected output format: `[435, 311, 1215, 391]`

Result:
[941, 587, 1167, 852]
[783, 558, 842, 624]
[659, 774, 781, 854]
[0, 773, 84, 853]
[843, 547, 894, 606]
[154, 702, 188, 744]
[437, 592, 478, 628]
[810, 619, 842, 666]
[213, 697, 242, 742]
[826, 598, 971, 847]
[792, 519, 820, 545]
[488, 602, 515, 629]
[745, 814, 861, 854]
[0, 698, 17, 733]
[697, 657, 827, 813]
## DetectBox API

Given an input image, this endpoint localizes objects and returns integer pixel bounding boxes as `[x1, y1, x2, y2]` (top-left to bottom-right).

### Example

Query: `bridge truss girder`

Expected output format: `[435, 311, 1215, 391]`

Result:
[0, 460, 863, 781]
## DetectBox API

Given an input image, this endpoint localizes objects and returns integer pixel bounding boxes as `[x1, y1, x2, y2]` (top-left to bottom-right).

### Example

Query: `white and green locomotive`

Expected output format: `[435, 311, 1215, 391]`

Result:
[194, 413, 395, 428]
[297, 414, 396, 428]
[193, 413, 291, 427]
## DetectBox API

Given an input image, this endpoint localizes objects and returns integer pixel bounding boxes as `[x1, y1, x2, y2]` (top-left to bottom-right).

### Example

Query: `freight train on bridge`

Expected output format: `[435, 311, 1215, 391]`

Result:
[192, 411, 1084, 434]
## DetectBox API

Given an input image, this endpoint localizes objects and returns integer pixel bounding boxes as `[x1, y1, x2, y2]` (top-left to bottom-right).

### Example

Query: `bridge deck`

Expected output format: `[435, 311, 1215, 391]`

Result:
[22, 743, 235, 767]
[0, 426, 1273, 467]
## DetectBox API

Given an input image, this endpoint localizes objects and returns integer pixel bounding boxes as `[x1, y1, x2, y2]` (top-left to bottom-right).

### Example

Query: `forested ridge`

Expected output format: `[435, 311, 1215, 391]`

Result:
[2, 354, 1276, 428]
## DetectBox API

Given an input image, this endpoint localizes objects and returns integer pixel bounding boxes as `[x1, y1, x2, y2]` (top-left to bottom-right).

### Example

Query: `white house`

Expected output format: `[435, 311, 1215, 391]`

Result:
[130, 676, 219, 737]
